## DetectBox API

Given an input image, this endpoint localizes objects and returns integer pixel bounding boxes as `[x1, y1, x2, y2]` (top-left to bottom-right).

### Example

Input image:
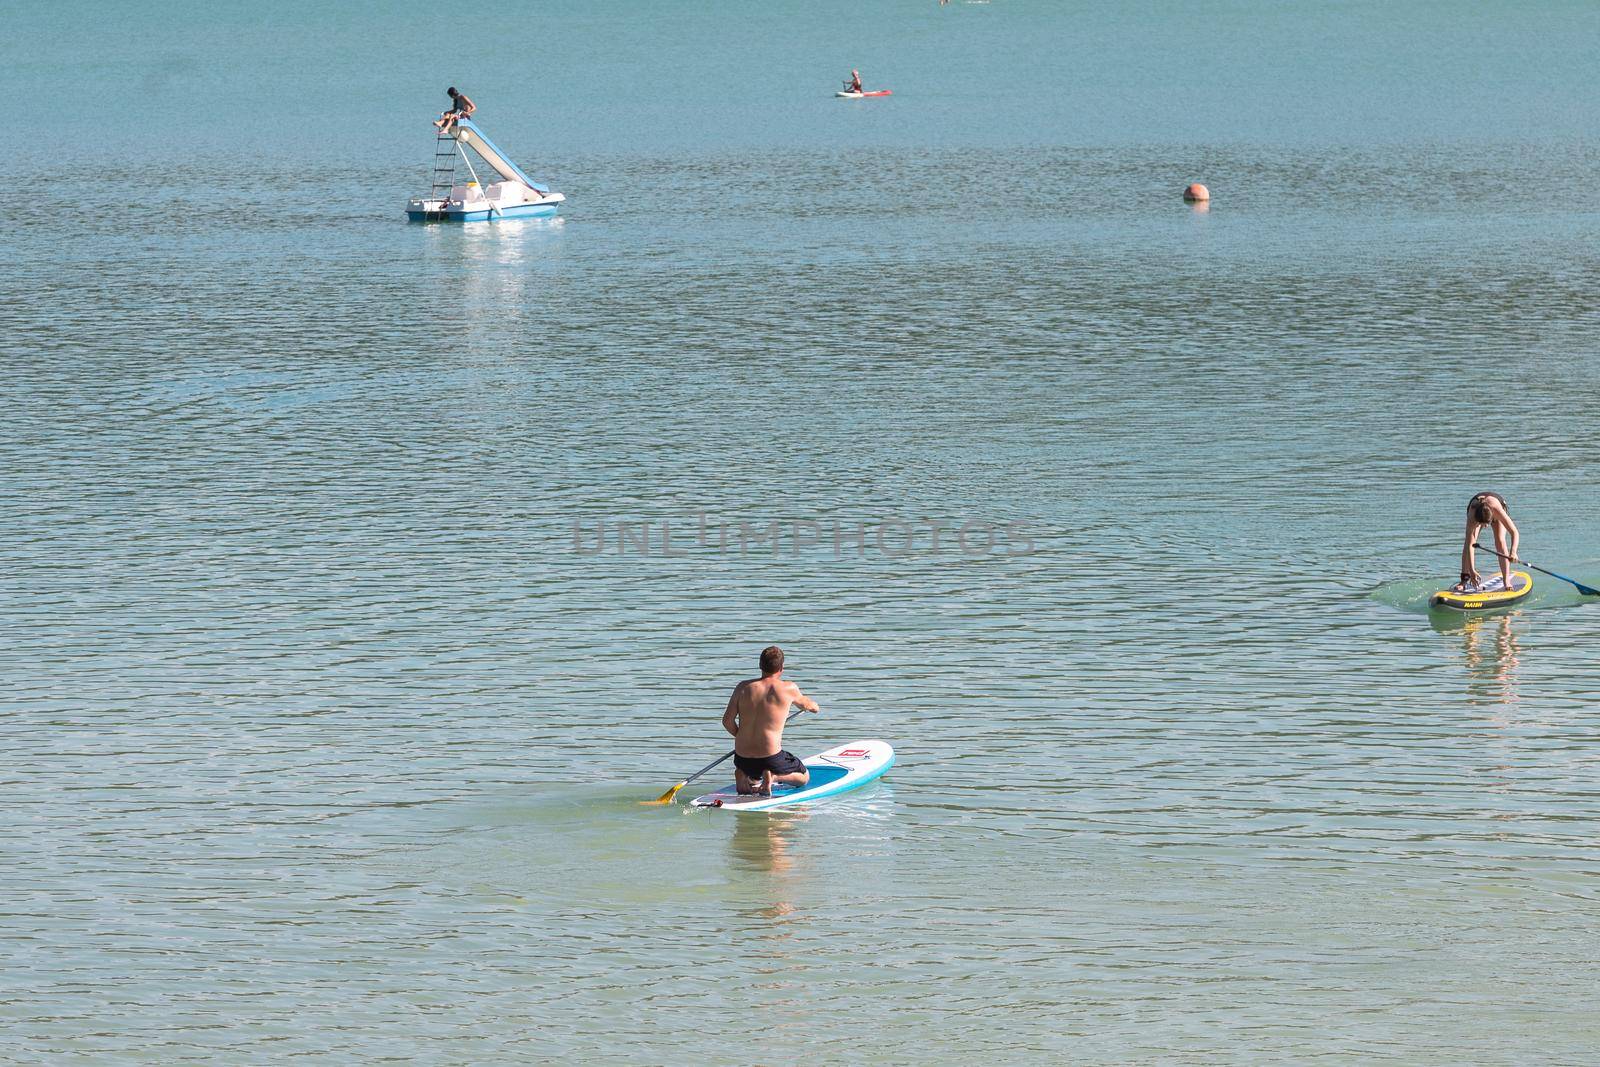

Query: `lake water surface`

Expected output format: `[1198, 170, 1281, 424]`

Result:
[4, 1, 1600, 1062]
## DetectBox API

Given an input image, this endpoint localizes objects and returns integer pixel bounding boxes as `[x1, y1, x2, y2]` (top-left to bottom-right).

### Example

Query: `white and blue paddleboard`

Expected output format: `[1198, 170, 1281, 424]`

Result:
[690, 740, 894, 811]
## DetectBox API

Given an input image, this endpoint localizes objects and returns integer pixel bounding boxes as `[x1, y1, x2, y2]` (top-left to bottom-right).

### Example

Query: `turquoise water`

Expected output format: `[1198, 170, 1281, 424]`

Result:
[5, 1, 1600, 1062]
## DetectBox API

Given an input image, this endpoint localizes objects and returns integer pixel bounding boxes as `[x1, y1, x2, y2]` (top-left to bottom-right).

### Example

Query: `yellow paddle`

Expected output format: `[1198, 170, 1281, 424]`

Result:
[644, 707, 806, 805]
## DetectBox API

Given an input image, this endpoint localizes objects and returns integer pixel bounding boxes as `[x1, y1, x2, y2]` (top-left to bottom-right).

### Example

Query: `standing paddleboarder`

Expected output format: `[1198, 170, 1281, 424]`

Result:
[1456, 491, 1520, 592]
[722, 646, 819, 796]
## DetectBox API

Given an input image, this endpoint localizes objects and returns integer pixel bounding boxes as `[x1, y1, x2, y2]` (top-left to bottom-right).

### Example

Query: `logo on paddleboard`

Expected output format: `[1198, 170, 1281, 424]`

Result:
[836, 748, 870, 759]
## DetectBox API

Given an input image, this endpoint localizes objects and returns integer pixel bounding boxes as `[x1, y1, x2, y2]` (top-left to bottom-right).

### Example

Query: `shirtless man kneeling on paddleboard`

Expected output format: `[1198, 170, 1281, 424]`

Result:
[723, 646, 819, 796]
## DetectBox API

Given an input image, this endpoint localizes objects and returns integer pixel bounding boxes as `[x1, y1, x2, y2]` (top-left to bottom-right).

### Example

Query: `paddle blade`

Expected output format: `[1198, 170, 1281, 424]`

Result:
[1544, 569, 1600, 597]
[642, 781, 687, 805]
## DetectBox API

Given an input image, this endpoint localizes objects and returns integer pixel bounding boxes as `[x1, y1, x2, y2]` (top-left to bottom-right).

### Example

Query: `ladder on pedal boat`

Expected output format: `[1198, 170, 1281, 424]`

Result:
[427, 131, 459, 218]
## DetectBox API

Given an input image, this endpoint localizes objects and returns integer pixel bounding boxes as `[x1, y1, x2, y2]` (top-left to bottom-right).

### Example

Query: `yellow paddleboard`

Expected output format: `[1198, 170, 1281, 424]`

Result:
[1431, 571, 1532, 611]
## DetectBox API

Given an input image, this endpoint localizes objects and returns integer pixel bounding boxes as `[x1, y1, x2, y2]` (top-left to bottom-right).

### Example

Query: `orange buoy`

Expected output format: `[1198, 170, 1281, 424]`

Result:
[1183, 183, 1210, 202]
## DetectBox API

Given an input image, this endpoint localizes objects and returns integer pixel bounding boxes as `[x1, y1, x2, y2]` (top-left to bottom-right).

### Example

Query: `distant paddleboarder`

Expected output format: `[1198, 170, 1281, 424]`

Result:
[722, 646, 819, 796]
[845, 69, 863, 94]
[434, 86, 475, 133]
[1455, 491, 1520, 592]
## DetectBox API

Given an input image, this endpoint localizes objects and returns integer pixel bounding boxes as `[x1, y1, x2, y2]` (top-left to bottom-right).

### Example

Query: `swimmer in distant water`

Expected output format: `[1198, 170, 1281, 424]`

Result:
[434, 86, 475, 132]
[1455, 491, 1519, 592]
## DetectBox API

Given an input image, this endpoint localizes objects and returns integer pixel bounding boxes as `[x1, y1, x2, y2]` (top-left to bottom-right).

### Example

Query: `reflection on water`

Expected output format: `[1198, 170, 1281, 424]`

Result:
[1429, 606, 1523, 708]
[729, 811, 806, 878]
[422, 216, 568, 318]
[1457, 613, 1521, 711]
[456, 215, 565, 265]
[728, 815, 811, 940]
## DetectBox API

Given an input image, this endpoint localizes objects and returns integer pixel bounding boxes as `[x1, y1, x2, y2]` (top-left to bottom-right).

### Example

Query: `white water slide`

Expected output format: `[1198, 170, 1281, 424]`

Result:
[449, 119, 548, 194]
